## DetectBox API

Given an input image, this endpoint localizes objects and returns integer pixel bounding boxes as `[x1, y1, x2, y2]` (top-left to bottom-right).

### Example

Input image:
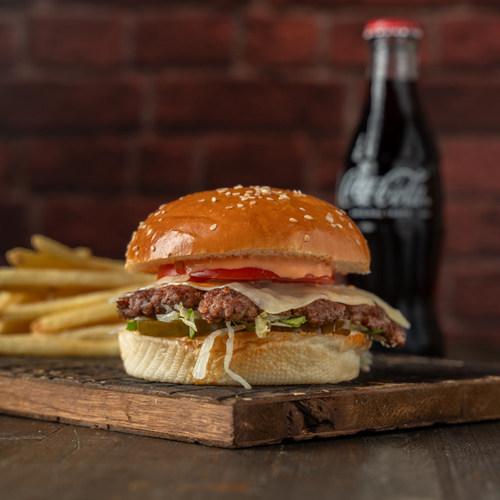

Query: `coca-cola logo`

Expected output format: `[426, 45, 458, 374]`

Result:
[338, 165, 432, 210]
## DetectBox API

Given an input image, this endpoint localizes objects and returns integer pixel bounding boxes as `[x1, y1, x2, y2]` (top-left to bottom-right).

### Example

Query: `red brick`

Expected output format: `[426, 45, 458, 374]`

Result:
[27, 137, 127, 192]
[245, 15, 317, 67]
[314, 138, 347, 190]
[445, 202, 500, 255]
[441, 137, 500, 194]
[0, 202, 27, 256]
[156, 79, 343, 129]
[29, 14, 124, 69]
[138, 136, 193, 193]
[57, 0, 244, 5]
[269, 0, 454, 4]
[137, 15, 233, 66]
[41, 196, 171, 259]
[422, 82, 500, 131]
[329, 22, 367, 68]
[0, 79, 141, 131]
[441, 19, 500, 66]
[0, 21, 17, 66]
[455, 261, 500, 318]
[0, 143, 16, 190]
[0, 0, 34, 5]
[204, 133, 307, 189]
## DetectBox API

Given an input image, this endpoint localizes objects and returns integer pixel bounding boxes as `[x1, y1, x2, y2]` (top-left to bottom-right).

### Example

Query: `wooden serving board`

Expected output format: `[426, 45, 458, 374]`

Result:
[0, 355, 500, 448]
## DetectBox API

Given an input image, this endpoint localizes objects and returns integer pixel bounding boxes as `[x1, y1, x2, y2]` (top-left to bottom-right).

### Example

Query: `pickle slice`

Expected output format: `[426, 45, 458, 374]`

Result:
[137, 319, 224, 338]
[321, 319, 351, 336]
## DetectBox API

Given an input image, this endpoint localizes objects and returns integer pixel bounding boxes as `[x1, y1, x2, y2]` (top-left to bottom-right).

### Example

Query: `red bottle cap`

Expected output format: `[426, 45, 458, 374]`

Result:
[363, 19, 423, 40]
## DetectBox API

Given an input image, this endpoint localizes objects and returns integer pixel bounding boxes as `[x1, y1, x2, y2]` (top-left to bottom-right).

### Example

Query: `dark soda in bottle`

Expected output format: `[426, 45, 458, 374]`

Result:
[336, 19, 443, 356]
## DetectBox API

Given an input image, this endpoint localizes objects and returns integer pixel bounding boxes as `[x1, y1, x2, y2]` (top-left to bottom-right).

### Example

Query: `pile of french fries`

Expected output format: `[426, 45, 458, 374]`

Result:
[0, 235, 155, 357]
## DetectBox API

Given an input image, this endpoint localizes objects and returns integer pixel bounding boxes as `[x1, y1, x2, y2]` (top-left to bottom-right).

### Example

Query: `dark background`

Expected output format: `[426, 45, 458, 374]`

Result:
[0, 0, 498, 345]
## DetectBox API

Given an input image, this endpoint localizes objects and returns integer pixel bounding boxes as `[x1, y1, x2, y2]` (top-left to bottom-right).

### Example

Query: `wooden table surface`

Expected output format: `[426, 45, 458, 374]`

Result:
[2, 339, 500, 500]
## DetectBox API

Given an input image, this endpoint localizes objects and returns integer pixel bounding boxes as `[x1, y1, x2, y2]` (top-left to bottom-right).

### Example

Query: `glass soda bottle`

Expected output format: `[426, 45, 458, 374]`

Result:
[336, 18, 443, 356]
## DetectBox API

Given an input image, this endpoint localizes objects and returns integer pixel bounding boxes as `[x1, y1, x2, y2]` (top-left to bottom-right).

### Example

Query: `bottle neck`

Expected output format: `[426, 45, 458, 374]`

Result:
[367, 37, 419, 82]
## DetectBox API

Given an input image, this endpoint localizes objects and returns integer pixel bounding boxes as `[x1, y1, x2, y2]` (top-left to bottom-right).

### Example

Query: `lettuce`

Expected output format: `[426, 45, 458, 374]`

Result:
[126, 320, 137, 331]
[156, 303, 200, 339]
[225, 322, 251, 389]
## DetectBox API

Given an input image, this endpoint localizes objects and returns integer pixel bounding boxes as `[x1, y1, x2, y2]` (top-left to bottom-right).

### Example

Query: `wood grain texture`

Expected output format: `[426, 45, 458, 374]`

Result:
[0, 355, 500, 448]
[1, 414, 500, 500]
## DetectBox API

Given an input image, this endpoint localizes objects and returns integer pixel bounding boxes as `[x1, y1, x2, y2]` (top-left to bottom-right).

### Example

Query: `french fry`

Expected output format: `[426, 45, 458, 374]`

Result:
[0, 320, 31, 334]
[6, 248, 83, 270]
[31, 302, 121, 334]
[0, 291, 48, 310]
[74, 247, 92, 258]
[1, 286, 134, 322]
[55, 323, 126, 340]
[0, 268, 154, 291]
[0, 235, 151, 357]
[0, 333, 119, 357]
[31, 235, 125, 271]
[0, 291, 46, 311]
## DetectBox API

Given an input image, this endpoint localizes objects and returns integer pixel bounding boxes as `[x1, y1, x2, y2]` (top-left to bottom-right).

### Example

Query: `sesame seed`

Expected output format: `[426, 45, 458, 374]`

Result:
[304, 235, 310, 242]
[304, 215, 313, 220]
[250, 201, 256, 205]
[234, 184, 243, 189]
[232, 192, 239, 196]
[147, 228, 152, 235]
[212, 197, 217, 202]
[210, 224, 217, 231]
[160, 210, 165, 215]
[138, 221, 145, 228]
[356, 240, 360, 245]
[226, 206, 233, 209]
[267, 197, 274, 201]
[289, 218, 297, 222]
[217, 188, 228, 193]
[348, 222, 353, 229]
[279, 194, 290, 200]
[299, 207, 305, 212]
[151, 245, 156, 251]
[237, 204, 244, 208]
[135, 251, 139, 256]
[225, 192, 231, 196]
[132, 245, 139, 251]
[198, 199, 205, 202]
[154, 211, 161, 216]
[158, 218, 163, 221]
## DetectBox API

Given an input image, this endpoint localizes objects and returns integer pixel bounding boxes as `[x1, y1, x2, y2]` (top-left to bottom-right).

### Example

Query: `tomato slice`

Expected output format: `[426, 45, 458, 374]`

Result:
[157, 264, 334, 284]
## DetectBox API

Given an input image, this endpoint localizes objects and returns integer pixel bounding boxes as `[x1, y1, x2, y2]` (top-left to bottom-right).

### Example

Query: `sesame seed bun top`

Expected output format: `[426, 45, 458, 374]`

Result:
[125, 186, 370, 275]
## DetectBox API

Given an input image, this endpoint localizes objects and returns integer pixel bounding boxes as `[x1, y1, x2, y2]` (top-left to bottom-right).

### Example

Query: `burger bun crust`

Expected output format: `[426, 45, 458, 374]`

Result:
[125, 187, 370, 276]
[118, 329, 371, 386]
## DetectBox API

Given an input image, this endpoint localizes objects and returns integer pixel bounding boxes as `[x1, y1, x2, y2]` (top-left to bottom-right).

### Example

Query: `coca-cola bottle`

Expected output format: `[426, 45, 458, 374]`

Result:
[336, 19, 443, 356]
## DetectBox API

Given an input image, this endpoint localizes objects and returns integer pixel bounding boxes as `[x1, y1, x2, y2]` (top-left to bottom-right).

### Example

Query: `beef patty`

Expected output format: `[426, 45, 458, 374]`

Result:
[117, 285, 406, 346]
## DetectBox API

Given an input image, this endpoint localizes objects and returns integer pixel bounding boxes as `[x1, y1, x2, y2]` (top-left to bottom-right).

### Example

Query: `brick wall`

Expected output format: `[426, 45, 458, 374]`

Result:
[0, 0, 499, 343]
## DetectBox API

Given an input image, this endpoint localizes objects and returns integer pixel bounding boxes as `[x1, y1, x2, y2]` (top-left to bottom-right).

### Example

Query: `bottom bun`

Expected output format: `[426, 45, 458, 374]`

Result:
[118, 329, 371, 386]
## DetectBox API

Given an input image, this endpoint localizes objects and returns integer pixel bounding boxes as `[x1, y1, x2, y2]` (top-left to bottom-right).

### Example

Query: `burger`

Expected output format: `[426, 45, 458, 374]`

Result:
[117, 186, 409, 388]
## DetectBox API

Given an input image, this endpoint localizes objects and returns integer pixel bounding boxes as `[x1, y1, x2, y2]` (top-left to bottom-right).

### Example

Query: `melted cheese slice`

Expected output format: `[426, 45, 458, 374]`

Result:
[152, 276, 410, 328]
